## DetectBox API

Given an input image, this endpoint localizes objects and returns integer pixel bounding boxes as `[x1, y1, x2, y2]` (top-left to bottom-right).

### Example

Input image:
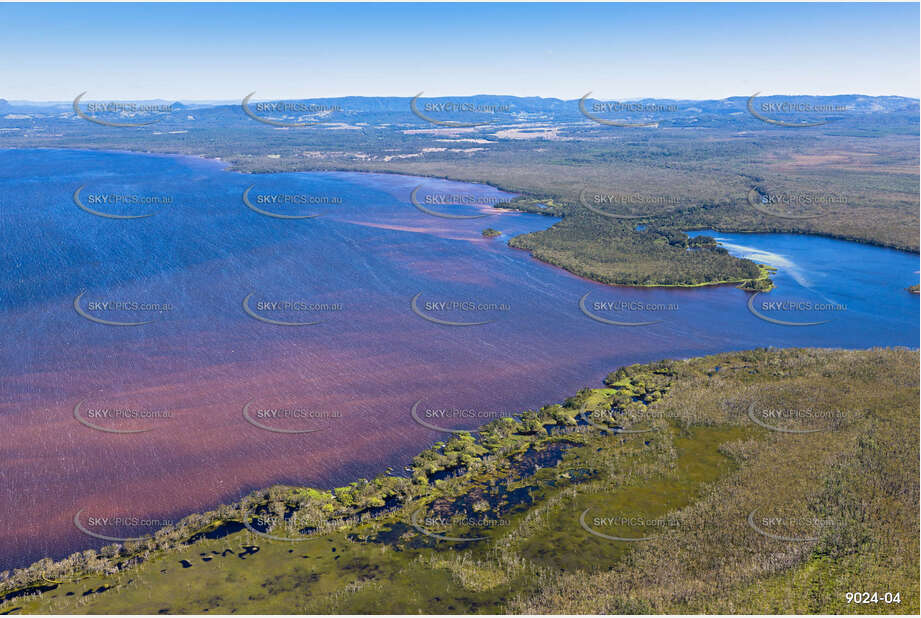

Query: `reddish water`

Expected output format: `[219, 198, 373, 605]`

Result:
[1, 150, 917, 569]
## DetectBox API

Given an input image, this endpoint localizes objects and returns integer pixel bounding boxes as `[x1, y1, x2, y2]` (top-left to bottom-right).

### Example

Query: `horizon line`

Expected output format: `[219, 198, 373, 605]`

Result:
[5, 92, 920, 105]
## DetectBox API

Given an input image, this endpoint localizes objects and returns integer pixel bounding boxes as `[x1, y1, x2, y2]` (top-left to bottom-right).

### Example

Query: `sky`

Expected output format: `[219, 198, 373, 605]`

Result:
[1, 2, 918, 101]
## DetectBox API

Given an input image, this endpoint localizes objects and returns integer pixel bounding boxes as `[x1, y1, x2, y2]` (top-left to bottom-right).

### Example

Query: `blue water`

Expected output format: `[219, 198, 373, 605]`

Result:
[687, 230, 920, 345]
[0, 148, 917, 569]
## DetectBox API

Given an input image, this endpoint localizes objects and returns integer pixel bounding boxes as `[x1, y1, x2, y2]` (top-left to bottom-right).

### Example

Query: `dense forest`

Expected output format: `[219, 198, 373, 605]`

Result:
[1, 95, 917, 288]
[506, 209, 767, 288]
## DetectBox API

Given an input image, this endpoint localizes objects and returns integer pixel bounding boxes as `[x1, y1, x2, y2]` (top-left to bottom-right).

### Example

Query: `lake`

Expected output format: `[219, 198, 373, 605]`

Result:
[0, 149, 917, 569]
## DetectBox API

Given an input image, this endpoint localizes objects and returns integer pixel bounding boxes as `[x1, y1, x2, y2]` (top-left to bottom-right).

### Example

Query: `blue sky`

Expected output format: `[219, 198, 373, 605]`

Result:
[1, 2, 918, 100]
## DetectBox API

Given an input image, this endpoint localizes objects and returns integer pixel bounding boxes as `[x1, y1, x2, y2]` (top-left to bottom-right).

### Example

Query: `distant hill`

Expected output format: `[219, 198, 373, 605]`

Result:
[3, 93, 917, 124]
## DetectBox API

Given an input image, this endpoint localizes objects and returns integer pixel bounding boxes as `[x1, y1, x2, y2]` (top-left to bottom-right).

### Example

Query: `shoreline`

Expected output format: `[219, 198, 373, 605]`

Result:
[2, 355, 661, 594]
[1, 149, 914, 574]
[5, 146, 879, 294]
[6, 144, 917, 262]
[3, 346, 917, 613]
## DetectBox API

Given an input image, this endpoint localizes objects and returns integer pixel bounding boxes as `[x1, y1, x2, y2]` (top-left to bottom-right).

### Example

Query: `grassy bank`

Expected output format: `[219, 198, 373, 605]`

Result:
[1, 347, 917, 614]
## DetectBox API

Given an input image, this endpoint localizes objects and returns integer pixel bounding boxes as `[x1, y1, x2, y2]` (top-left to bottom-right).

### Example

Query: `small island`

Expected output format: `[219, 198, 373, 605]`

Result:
[481, 228, 501, 238]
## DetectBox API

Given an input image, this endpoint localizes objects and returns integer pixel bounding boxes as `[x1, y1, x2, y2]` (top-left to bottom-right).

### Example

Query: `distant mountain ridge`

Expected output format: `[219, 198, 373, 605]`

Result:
[2, 94, 917, 114]
[2, 93, 916, 137]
